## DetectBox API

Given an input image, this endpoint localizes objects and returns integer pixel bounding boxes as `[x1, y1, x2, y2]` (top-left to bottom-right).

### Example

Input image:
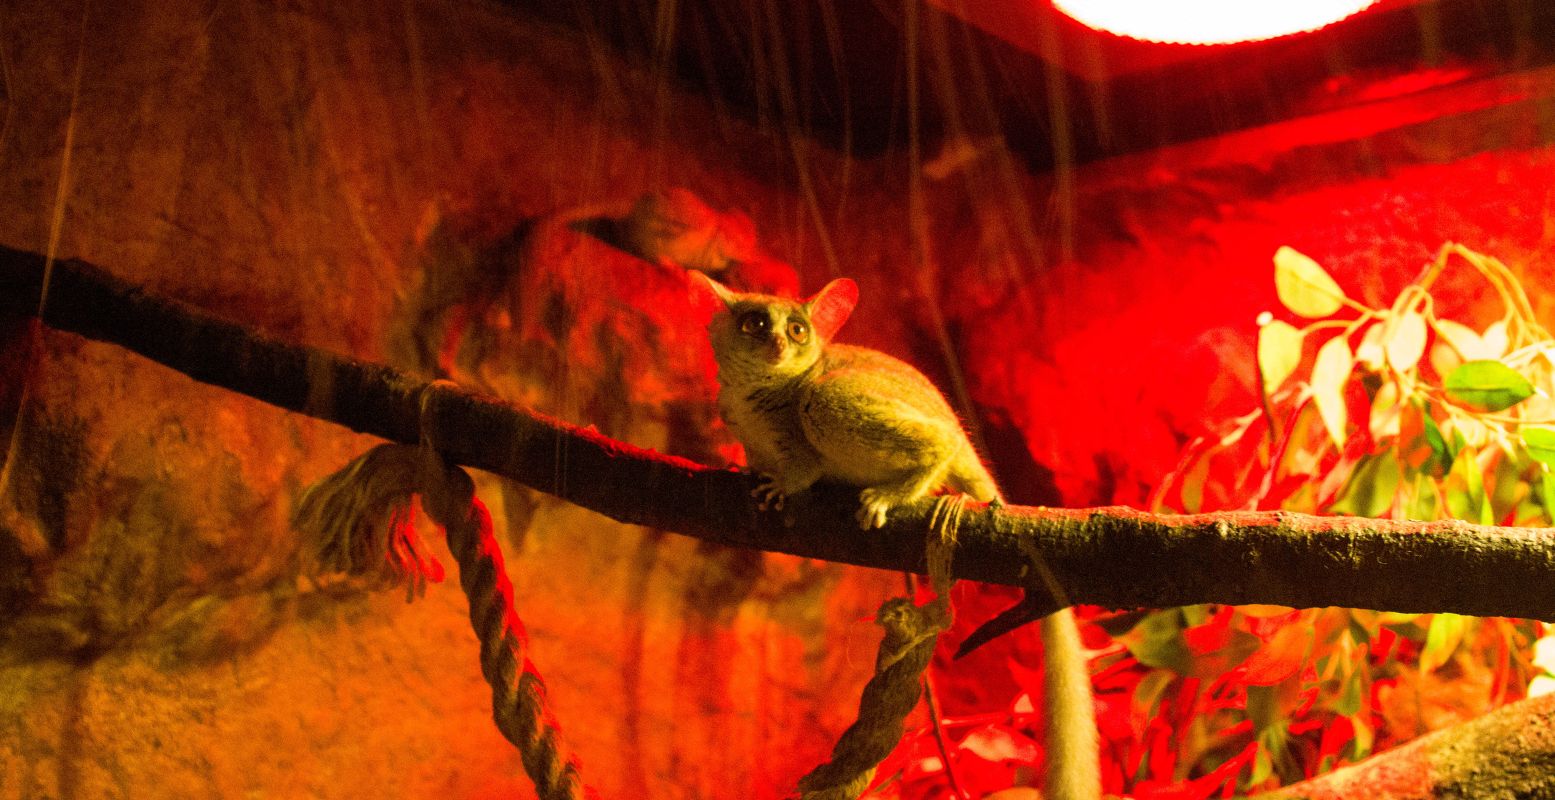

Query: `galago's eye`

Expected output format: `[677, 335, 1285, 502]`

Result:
[787, 320, 810, 344]
[739, 312, 770, 336]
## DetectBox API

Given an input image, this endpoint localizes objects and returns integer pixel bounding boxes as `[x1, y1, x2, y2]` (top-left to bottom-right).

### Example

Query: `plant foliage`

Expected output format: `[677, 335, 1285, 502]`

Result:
[873, 244, 1547, 799]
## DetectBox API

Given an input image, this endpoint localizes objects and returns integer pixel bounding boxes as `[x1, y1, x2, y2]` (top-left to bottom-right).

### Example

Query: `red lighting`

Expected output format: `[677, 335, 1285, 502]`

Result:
[1051, 0, 1382, 45]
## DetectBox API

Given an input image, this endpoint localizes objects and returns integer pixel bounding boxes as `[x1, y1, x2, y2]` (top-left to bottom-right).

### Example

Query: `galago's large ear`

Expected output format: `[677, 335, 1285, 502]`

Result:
[805, 278, 858, 342]
[688, 271, 738, 314]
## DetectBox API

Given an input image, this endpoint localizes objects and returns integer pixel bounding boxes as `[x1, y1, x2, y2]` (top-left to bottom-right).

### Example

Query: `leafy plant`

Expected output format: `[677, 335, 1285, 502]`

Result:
[872, 244, 1547, 799]
[1138, 242, 1546, 796]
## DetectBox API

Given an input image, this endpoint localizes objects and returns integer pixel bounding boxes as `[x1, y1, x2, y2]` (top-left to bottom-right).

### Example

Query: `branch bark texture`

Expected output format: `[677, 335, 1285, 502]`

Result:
[4, 244, 1555, 619]
[1258, 692, 1555, 799]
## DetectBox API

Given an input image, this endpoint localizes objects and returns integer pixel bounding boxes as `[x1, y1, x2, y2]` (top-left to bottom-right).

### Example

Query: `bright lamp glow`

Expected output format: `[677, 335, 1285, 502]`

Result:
[1051, 0, 1382, 45]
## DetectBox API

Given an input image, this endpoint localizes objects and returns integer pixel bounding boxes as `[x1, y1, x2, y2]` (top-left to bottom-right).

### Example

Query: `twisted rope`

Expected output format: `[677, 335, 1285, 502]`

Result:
[796, 495, 966, 799]
[420, 458, 595, 800]
[293, 381, 595, 800]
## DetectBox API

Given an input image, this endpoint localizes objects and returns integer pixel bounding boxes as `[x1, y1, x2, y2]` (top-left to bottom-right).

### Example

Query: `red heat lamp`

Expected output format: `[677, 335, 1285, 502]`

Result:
[1051, 0, 1382, 45]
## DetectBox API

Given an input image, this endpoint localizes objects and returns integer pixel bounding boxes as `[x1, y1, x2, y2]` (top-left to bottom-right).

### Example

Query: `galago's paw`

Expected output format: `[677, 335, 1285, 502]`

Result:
[856, 488, 895, 530]
[752, 474, 787, 511]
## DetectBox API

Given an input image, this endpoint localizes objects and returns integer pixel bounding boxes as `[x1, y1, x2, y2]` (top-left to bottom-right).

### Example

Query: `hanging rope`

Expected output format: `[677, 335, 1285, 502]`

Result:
[422, 451, 596, 800]
[796, 495, 966, 799]
[294, 374, 979, 800]
[292, 382, 595, 800]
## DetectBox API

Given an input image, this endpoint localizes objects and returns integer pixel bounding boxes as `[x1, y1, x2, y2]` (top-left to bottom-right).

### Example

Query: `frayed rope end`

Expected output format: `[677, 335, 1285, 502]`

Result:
[293, 443, 447, 599]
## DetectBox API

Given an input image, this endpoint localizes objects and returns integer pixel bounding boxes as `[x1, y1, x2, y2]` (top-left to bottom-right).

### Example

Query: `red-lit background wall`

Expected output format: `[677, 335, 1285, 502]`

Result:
[0, 2, 1551, 798]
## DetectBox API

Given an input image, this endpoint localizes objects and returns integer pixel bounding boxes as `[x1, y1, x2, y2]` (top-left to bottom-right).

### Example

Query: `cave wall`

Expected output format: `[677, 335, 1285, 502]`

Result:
[2, 1, 1555, 799]
[0, 2, 907, 798]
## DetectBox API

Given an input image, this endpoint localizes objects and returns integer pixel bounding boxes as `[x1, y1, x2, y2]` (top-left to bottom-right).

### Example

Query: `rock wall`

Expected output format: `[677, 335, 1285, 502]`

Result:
[0, 2, 901, 797]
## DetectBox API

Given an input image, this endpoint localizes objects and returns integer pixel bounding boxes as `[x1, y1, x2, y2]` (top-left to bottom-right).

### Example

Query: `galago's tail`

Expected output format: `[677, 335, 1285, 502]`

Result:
[1042, 608, 1100, 800]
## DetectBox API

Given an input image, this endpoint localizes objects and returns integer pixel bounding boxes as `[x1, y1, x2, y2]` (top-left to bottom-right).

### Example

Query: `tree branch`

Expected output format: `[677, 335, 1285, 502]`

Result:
[4, 244, 1555, 618]
[1256, 692, 1555, 799]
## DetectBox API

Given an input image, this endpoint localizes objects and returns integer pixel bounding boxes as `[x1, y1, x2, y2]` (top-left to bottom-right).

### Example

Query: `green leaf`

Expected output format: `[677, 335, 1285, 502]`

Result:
[1277, 401, 1327, 478]
[1254, 720, 1294, 786]
[1541, 472, 1555, 525]
[1258, 319, 1305, 395]
[1435, 318, 1508, 361]
[1118, 608, 1259, 678]
[1443, 360, 1535, 412]
[1423, 408, 1452, 473]
[1247, 683, 1282, 731]
[1119, 610, 1192, 674]
[1443, 444, 1492, 525]
[1403, 472, 1438, 521]
[1355, 322, 1386, 370]
[1347, 614, 1372, 646]
[1491, 445, 1526, 524]
[1345, 714, 1374, 761]
[1524, 427, 1555, 468]
[1131, 669, 1177, 720]
[1312, 336, 1353, 448]
[1274, 246, 1347, 318]
[1433, 318, 1481, 360]
[1334, 667, 1365, 716]
[1179, 450, 1212, 514]
[1181, 604, 1212, 626]
[1248, 743, 1274, 787]
[1420, 613, 1466, 674]
[1328, 450, 1400, 518]
[1483, 320, 1510, 358]
[1369, 380, 1402, 441]
[1385, 311, 1428, 373]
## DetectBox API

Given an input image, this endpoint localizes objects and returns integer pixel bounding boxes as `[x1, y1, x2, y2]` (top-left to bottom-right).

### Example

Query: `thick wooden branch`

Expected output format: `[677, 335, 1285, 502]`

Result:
[4, 244, 1555, 619]
[1257, 692, 1555, 799]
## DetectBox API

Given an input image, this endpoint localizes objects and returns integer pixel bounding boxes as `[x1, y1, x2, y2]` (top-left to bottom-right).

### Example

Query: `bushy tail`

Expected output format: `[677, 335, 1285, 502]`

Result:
[943, 437, 1093, 796]
[1042, 608, 1100, 800]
